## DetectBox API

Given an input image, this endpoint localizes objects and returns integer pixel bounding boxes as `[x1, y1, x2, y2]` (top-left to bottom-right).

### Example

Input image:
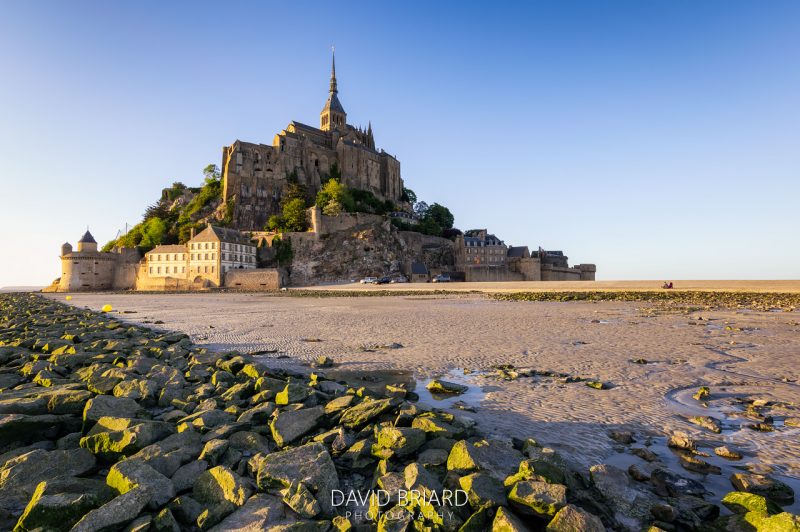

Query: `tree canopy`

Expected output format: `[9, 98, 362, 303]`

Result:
[316, 178, 353, 213]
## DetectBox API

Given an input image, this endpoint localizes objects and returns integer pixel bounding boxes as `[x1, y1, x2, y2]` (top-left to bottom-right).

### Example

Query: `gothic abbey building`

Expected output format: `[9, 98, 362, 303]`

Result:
[221, 54, 404, 230]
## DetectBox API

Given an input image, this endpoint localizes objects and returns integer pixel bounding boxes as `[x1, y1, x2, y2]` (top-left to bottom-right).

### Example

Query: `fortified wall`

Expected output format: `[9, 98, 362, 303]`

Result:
[541, 263, 597, 281]
[45, 231, 140, 292]
[224, 269, 286, 290]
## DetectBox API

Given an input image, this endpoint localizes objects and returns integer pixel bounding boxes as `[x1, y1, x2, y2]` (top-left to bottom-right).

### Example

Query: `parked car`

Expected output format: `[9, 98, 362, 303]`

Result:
[432, 274, 451, 283]
[375, 276, 392, 285]
[390, 275, 408, 283]
[360, 277, 378, 284]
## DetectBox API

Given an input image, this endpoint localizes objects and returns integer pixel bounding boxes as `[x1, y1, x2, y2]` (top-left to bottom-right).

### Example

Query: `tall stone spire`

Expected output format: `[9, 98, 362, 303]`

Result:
[320, 47, 346, 131]
[330, 49, 338, 94]
[367, 121, 374, 149]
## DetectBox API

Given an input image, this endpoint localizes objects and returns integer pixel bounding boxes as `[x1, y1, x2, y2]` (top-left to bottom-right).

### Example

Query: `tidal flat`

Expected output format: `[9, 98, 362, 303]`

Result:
[0, 293, 800, 530]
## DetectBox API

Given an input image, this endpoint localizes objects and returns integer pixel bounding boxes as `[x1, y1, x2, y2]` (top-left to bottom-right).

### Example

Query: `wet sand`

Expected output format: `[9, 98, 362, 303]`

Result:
[47, 291, 800, 508]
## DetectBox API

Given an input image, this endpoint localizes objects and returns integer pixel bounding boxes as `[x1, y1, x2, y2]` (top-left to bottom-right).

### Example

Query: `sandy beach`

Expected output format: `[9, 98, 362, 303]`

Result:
[47, 289, 800, 511]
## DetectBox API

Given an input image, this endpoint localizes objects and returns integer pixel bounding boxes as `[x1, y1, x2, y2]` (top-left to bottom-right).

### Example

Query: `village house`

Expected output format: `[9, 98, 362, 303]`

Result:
[454, 230, 596, 282]
[145, 245, 188, 278]
[462, 230, 509, 267]
[186, 225, 257, 287]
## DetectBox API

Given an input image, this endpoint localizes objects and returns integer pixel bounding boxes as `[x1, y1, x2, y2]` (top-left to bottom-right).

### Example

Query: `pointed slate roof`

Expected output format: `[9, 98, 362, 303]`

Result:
[322, 50, 346, 115]
[78, 230, 96, 244]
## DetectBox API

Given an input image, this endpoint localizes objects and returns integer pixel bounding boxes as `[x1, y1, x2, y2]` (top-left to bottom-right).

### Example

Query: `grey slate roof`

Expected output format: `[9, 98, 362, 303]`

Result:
[464, 235, 505, 246]
[79, 230, 96, 244]
[507, 246, 530, 258]
[191, 225, 252, 245]
[322, 93, 345, 114]
[146, 245, 187, 255]
[291, 121, 325, 135]
[410, 262, 429, 275]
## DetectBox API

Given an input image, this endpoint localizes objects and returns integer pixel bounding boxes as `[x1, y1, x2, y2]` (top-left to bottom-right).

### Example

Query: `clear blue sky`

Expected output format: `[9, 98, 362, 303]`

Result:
[1, 1, 798, 286]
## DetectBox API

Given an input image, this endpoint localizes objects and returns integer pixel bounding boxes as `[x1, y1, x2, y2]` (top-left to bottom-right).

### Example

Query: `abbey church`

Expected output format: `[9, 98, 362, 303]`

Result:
[221, 53, 404, 230]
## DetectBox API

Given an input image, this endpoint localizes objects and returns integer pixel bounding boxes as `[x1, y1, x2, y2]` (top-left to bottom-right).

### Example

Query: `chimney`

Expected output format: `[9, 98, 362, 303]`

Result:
[190, 227, 195, 239]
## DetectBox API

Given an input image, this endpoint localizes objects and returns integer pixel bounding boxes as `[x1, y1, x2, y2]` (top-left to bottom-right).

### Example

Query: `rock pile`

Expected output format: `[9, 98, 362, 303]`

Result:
[1, 293, 799, 531]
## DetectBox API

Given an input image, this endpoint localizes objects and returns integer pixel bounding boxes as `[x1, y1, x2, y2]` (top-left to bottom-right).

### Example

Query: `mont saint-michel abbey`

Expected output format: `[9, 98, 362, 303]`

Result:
[47, 53, 595, 292]
[221, 53, 404, 230]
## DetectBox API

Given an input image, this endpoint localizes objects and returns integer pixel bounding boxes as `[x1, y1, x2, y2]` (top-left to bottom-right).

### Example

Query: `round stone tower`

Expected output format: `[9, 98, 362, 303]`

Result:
[76, 230, 97, 253]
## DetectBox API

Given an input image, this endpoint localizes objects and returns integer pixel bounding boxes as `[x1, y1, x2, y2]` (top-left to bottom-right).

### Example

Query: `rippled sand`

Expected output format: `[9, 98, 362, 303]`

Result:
[48, 291, 800, 502]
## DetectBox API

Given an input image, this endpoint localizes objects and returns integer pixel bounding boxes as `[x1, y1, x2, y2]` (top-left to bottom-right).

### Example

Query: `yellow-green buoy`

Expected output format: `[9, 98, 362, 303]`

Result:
[101, 304, 113, 312]
[65, 295, 72, 301]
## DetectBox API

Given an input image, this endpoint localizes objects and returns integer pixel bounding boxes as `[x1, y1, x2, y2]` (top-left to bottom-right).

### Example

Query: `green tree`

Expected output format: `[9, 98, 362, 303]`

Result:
[426, 203, 454, 230]
[282, 181, 308, 208]
[282, 198, 309, 232]
[138, 217, 167, 251]
[273, 236, 293, 266]
[349, 188, 393, 215]
[416, 216, 442, 237]
[401, 187, 417, 204]
[316, 178, 353, 213]
[203, 164, 221, 184]
[322, 199, 342, 216]
[266, 215, 284, 231]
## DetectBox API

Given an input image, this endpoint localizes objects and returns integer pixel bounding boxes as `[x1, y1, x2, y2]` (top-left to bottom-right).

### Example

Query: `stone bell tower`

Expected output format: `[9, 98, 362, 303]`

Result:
[320, 50, 346, 131]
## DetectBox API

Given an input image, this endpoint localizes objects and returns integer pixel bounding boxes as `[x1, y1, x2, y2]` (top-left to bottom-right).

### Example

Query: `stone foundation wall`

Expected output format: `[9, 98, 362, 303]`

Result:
[541, 265, 583, 281]
[223, 269, 284, 290]
[111, 250, 141, 290]
[578, 264, 597, 281]
[464, 266, 525, 282]
[508, 257, 541, 281]
[134, 275, 196, 291]
[308, 207, 386, 236]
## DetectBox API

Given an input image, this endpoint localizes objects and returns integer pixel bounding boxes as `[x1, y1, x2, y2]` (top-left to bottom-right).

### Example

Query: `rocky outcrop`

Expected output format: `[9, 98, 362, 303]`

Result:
[281, 221, 454, 285]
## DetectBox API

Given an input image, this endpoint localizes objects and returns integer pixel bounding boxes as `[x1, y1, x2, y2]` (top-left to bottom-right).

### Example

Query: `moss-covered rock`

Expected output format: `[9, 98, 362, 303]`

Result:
[151, 507, 181, 532]
[193, 465, 250, 507]
[722, 491, 782, 515]
[324, 395, 355, 414]
[693, 386, 710, 401]
[546, 504, 605, 531]
[491, 506, 530, 531]
[107, 458, 175, 509]
[411, 415, 461, 438]
[270, 406, 325, 447]
[275, 383, 310, 405]
[731, 473, 796, 506]
[0, 448, 96, 507]
[459, 472, 507, 510]
[426, 379, 468, 394]
[373, 426, 425, 458]
[446, 439, 523, 481]
[13, 477, 114, 532]
[339, 398, 393, 429]
[80, 418, 174, 459]
[281, 481, 320, 519]
[256, 442, 339, 516]
[508, 480, 567, 518]
[70, 487, 152, 532]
